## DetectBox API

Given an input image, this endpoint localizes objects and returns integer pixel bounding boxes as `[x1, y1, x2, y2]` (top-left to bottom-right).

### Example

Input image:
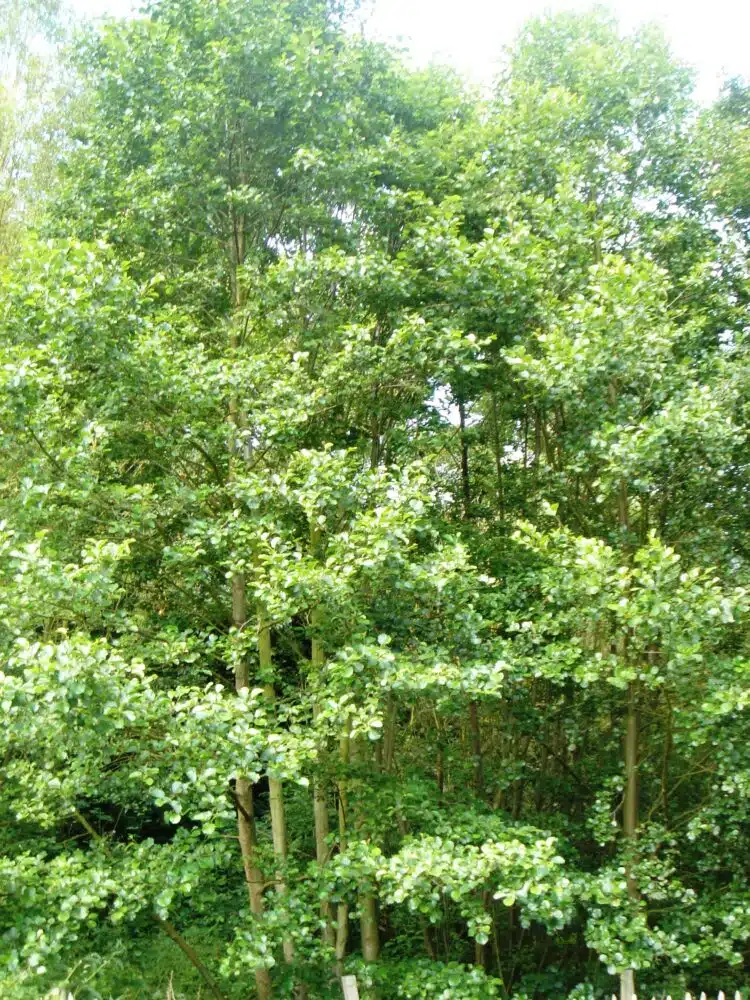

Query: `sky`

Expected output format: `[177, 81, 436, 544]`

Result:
[74, 0, 749, 104]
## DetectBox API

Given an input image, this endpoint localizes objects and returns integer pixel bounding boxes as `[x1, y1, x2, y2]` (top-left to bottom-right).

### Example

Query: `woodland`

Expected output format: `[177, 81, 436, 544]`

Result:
[1, 0, 750, 998]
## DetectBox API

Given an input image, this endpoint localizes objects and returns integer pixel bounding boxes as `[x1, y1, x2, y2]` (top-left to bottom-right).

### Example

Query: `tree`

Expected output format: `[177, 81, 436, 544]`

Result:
[2, 5, 750, 1000]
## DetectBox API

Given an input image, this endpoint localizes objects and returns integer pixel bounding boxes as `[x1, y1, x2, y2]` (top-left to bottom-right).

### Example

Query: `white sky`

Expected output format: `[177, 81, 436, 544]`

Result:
[74, 0, 749, 104]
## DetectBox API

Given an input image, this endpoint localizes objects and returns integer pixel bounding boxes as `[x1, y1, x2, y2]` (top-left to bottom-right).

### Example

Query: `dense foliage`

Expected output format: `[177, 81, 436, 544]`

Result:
[1, 1, 749, 998]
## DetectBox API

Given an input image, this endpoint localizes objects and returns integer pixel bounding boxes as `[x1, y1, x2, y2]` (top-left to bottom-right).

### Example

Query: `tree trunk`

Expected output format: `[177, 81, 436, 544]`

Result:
[231, 576, 272, 1000]
[381, 696, 397, 774]
[623, 680, 639, 869]
[469, 700, 484, 797]
[360, 894, 380, 963]
[352, 737, 380, 964]
[619, 581, 638, 1000]
[534, 741, 549, 813]
[458, 397, 471, 520]
[661, 688, 671, 826]
[474, 906, 487, 970]
[615, 435, 638, 1000]
[258, 608, 299, 984]
[227, 222, 273, 998]
[335, 726, 351, 977]
[423, 924, 436, 960]
[620, 968, 635, 1000]
[311, 603, 336, 950]
[490, 388, 505, 521]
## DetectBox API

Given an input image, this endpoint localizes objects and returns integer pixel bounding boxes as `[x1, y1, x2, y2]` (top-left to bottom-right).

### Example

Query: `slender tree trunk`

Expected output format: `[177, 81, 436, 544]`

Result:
[661, 688, 671, 826]
[231, 576, 273, 1000]
[458, 399, 484, 809]
[523, 410, 529, 475]
[227, 222, 274, 999]
[540, 413, 556, 470]
[469, 700, 484, 797]
[370, 413, 381, 469]
[620, 969, 635, 1000]
[312, 708, 336, 948]
[458, 397, 471, 519]
[534, 743, 549, 813]
[423, 924, 436, 960]
[622, 661, 639, 908]
[474, 939, 485, 968]
[360, 894, 380, 963]
[534, 683, 549, 814]
[616, 446, 638, 1000]
[258, 608, 300, 989]
[623, 682, 639, 852]
[490, 389, 505, 522]
[351, 737, 380, 964]
[474, 890, 491, 970]
[618, 479, 630, 533]
[348, 422, 386, 972]
[335, 725, 351, 977]
[311, 599, 336, 951]
[381, 697, 397, 774]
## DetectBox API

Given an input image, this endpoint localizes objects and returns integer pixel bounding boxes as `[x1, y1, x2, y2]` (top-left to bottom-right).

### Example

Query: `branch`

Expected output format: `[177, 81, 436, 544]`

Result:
[27, 427, 65, 474]
[72, 808, 101, 840]
[71, 810, 227, 1000]
[227, 787, 254, 825]
[155, 917, 227, 1000]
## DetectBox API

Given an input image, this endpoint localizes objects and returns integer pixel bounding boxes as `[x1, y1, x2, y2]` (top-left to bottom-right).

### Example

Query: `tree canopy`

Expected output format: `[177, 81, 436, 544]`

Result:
[1, 2, 750, 999]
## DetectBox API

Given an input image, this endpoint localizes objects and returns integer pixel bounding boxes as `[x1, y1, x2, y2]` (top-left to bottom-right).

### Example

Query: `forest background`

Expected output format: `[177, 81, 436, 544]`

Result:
[1, 1, 750, 999]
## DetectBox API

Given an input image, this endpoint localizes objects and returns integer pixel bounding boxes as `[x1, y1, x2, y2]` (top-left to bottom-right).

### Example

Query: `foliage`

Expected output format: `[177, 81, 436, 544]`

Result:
[1, 2, 750, 999]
